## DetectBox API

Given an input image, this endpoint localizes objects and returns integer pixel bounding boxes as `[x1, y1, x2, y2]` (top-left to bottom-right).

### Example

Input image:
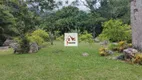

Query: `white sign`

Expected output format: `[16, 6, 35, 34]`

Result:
[64, 33, 78, 46]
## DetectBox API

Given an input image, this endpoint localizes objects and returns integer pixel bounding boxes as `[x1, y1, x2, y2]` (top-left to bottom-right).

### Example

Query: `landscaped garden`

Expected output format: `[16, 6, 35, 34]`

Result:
[1, 0, 142, 80]
[0, 42, 142, 80]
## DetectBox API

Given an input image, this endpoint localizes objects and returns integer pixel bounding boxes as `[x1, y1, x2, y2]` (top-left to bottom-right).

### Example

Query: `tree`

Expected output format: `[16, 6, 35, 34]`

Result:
[0, 0, 41, 52]
[131, 0, 142, 51]
[0, 1, 16, 46]
[26, 0, 56, 13]
[98, 0, 130, 24]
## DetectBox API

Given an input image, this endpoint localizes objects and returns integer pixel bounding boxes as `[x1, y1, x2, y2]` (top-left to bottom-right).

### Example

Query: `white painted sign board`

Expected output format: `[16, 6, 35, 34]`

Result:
[64, 33, 78, 46]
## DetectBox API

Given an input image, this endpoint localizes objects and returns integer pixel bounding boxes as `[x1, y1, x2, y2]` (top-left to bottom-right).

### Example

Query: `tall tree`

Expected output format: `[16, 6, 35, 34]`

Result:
[131, 0, 142, 51]
[0, 1, 16, 46]
[98, 0, 130, 24]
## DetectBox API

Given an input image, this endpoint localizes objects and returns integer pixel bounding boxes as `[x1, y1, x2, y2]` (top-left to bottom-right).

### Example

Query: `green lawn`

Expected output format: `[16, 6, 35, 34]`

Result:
[0, 42, 142, 80]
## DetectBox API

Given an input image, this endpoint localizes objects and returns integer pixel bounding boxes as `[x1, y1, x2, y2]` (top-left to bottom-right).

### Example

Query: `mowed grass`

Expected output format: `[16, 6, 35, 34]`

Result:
[0, 42, 142, 80]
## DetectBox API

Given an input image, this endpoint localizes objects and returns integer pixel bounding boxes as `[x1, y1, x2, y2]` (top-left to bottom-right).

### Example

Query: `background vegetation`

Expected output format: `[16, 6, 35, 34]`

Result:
[0, 0, 130, 48]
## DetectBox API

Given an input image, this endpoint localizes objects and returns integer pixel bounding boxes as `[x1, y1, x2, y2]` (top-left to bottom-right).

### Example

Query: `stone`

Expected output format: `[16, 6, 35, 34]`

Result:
[116, 55, 125, 60]
[112, 42, 118, 45]
[94, 38, 100, 42]
[9, 43, 21, 53]
[3, 39, 16, 46]
[106, 50, 114, 55]
[100, 40, 108, 46]
[82, 53, 89, 57]
[123, 48, 138, 60]
[29, 42, 39, 53]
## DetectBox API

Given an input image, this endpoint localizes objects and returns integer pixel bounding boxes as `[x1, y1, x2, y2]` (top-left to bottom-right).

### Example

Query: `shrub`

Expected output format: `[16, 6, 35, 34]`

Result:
[134, 54, 142, 65]
[14, 37, 22, 43]
[118, 41, 126, 46]
[27, 35, 44, 45]
[13, 35, 30, 53]
[27, 29, 49, 46]
[99, 47, 109, 56]
[13, 29, 49, 53]
[79, 31, 94, 44]
[118, 41, 128, 52]
[108, 43, 119, 51]
[108, 41, 133, 52]
[99, 19, 131, 42]
[19, 36, 30, 53]
[31, 29, 49, 40]
[128, 43, 132, 48]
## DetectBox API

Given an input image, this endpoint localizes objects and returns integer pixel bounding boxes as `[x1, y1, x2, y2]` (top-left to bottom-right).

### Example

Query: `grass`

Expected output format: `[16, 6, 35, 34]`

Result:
[0, 41, 142, 80]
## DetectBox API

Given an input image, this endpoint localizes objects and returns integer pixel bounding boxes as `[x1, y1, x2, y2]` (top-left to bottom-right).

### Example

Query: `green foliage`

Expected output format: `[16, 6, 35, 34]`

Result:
[99, 19, 131, 42]
[56, 35, 64, 41]
[108, 43, 119, 51]
[27, 29, 49, 45]
[99, 47, 109, 56]
[19, 36, 30, 53]
[13, 35, 30, 53]
[0, 1, 16, 45]
[108, 41, 132, 52]
[27, 35, 44, 45]
[26, 0, 57, 13]
[134, 54, 142, 65]
[98, 0, 130, 24]
[32, 29, 49, 40]
[79, 31, 94, 44]
[43, 6, 105, 37]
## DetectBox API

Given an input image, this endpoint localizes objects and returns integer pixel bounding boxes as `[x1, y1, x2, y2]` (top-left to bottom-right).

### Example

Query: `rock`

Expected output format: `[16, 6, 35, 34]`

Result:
[123, 48, 138, 60]
[3, 39, 16, 46]
[100, 40, 108, 45]
[9, 43, 21, 54]
[106, 50, 114, 55]
[112, 42, 118, 45]
[9, 43, 19, 48]
[29, 42, 39, 53]
[82, 53, 89, 57]
[116, 55, 125, 60]
[94, 38, 100, 42]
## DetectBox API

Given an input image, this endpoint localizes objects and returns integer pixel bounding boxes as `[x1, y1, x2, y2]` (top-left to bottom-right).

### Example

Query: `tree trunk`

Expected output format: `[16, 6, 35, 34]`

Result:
[131, 0, 142, 51]
[49, 31, 54, 45]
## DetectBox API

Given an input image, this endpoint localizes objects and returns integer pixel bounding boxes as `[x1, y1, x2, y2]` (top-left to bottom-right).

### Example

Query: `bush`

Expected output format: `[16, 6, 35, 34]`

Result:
[99, 47, 109, 56]
[17, 29, 49, 46]
[99, 19, 131, 42]
[19, 36, 30, 53]
[134, 54, 142, 65]
[108, 43, 119, 51]
[79, 31, 94, 44]
[108, 41, 132, 52]
[27, 35, 44, 45]
[13, 35, 30, 53]
[31, 29, 49, 40]
[27, 29, 49, 46]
